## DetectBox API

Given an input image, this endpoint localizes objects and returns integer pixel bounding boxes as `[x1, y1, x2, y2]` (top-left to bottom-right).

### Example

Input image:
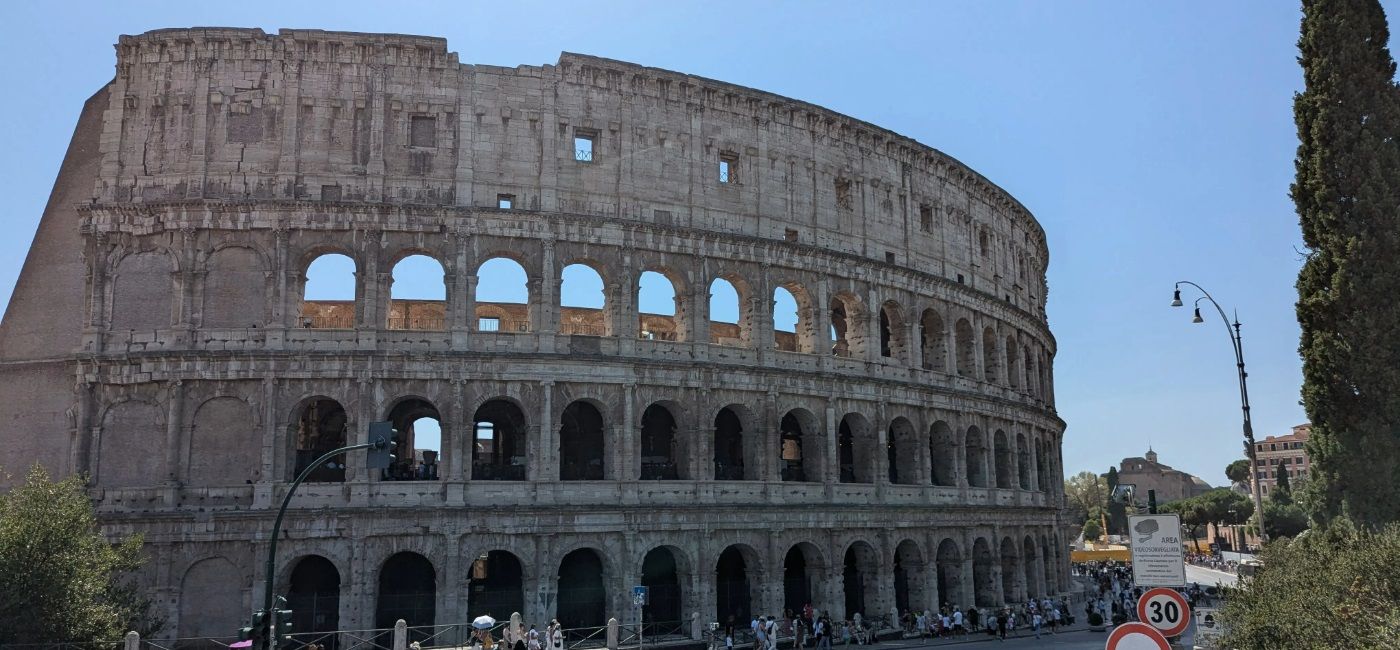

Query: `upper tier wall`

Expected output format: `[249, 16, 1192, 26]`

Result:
[96, 28, 1051, 318]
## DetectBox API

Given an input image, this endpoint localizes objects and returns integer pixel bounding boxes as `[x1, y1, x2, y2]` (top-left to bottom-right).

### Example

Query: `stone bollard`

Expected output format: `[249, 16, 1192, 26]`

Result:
[606, 617, 619, 650]
[690, 612, 701, 640]
[124, 631, 139, 650]
[394, 619, 408, 650]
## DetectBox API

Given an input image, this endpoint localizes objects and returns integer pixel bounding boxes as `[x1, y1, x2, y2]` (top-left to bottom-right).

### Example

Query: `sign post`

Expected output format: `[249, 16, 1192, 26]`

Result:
[633, 586, 649, 649]
[1137, 587, 1191, 639]
[1128, 514, 1186, 587]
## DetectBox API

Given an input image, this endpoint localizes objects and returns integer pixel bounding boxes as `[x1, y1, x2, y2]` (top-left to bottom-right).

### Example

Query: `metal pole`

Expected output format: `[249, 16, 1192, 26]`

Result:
[262, 441, 374, 648]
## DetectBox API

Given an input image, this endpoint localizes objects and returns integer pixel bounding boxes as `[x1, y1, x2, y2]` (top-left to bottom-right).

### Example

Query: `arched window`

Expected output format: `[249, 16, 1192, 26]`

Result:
[713, 406, 747, 480]
[377, 552, 436, 632]
[291, 398, 348, 482]
[1005, 336, 1020, 388]
[638, 270, 683, 341]
[476, 257, 529, 333]
[929, 421, 956, 487]
[640, 403, 681, 480]
[558, 549, 607, 630]
[780, 410, 822, 482]
[288, 556, 340, 635]
[709, 277, 744, 346]
[838, 413, 875, 484]
[954, 319, 975, 377]
[993, 429, 1013, 489]
[300, 253, 356, 329]
[830, 294, 867, 358]
[920, 309, 947, 372]
[468, 551, 524, 619]
[887, 417, 919, 485]
[472, 399, 528, 481]
[965, 426, 988, 488]
[388, 254, 446, 330]
[560, 401, 605, 480]
[560, 263, 608, 336]
[982, 327, 1000, 384]
[773, 284, 815, 353]
[1017, 432, 1031, 490]
[383, 398, 442, 481]
[878, 301, 907, 362]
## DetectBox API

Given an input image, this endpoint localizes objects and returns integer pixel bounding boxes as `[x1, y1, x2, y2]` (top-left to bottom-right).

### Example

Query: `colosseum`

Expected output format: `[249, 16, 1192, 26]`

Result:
[0, 28, 1066, 641]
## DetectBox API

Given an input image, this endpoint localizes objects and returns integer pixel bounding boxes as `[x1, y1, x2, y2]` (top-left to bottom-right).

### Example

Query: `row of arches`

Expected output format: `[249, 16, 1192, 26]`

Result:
[282, 394, 1059, 492]
[103, 247, 1053, 401]
[178, 533, 1065, 639]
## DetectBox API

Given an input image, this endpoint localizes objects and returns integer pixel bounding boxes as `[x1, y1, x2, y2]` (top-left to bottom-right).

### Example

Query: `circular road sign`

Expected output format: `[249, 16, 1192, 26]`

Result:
[1136, 587, 1191, 638]
[1105, 622, 1172, 650]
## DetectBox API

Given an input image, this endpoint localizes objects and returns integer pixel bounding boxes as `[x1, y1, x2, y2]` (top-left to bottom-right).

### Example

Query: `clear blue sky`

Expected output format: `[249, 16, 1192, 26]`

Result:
[5, 1, 1386, 487]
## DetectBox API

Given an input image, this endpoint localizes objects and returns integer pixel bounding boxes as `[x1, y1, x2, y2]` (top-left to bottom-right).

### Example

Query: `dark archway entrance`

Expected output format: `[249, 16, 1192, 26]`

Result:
[782, 545, 819, 614]
[473, 400, 528, 480]
[558, 549, 607, 630]
[715, 546, 752, 625]
[560, 402, 605, 480]
[642, 547, 683, 630]
[713, 407, 745, 480]
[293, 398, 348, 482]
[468, 551, 524, 619]
[640, 404, 680, 480]
[384, 398, 442, 481]
[288, 556, 340, 641]
[935, 540, 962, 610]
[377, 553, 436, 635]
[843, 542, 878, 618]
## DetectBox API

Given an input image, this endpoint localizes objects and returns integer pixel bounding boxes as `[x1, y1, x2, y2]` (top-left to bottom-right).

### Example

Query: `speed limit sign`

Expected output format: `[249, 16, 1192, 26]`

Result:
[1136, 587, 1191, 637]
[1104, 622, 1170, 650]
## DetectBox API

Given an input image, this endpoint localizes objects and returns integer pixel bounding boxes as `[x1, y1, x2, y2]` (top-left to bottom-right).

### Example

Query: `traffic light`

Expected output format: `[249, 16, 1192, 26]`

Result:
[367, 421, 398, 469]
[273, 596, 295, 649]
[242, 610, 269, 650]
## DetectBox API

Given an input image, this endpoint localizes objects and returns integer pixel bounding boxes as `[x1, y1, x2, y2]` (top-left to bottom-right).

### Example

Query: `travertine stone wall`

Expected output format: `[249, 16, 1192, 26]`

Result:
[0, 28, 1067, 637]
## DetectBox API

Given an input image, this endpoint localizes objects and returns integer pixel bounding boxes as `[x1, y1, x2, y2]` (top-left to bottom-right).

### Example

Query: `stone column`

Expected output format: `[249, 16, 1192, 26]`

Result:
[619, 383, 636, 482]
[539, 239, 558, 334]
[448, 379, 466, 481]
[535, 381, 555, 481]
[824, 401, 839, 485]
[694, 388, 712, 481]
[165, 380, 184, 487]
[960, 531, 976, 610]
[763, 391, 780, 482]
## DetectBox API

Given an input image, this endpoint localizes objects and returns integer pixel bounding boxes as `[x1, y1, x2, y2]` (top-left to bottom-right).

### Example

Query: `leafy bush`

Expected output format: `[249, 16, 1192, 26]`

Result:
[1220, 523, 1400, 649]
[1087, 612, 1103, 626]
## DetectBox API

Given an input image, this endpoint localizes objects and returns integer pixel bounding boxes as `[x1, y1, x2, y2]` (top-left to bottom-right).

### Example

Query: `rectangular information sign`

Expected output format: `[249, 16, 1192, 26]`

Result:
[1129, 513, 1186, 587]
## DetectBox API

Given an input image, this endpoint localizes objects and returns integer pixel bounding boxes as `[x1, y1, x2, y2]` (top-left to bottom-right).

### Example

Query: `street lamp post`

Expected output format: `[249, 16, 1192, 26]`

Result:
[1170, 281, 1268, 545]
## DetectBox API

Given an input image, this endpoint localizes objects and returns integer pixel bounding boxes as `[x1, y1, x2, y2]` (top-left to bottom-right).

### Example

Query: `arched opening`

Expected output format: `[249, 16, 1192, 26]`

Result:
[1022, 537, 1040, 599]
[476, 257, 529, 333]
[558, 549, 607, 630]
[929, 421, 956, 487]
[783, 544, 823, 614]
[388, 254, 446, 330]
[713, 407, 746, 480]
[972, 539, 996, 608]
[560, 262, 608, 336]
[935, 540, 962, 610]
[1005, 336, 1020, 388]
[289, 556, 341, 637]
[1040, 537, 1055, 595]
[641, 547, 683, 628]
[467, 550, 524, 619]
[993, 430, 1013, 489]
[203, 247, 266, 328]
[888, 417, 919, 485]
[472, 399, 528, 481]
[878, 301, 907, 362]
[292, 398, 348, 482]
[715, 546, 754, 625]
[837, 413, 875, 484]
[965, 426, 988, 488]
[177, 558, 242, 639]
[894, 540, 926, 615]
[300, 253, 356, 329]
[982, 327, 1000, 383]
[829, 294, 866, 358]
[1017, 433, 1031, 490]
[1024, 347, 1037, 396]
[638, 270, 683, 342]
[954, 319, 975, 377]
[1036, 439, 1051, 493]
[640, 403, 681, 480]
[842, 542, 879, 618]
[560, 401, 605, 480]
[780, 410, 822, 482]
[709, 277, 747, 346]
[999, 538, 1021, 604]
[773, 285, 814, 353]
[383, 398, 442, 481]
[920, 308, 947, 372]
[377, 552, 436, 633]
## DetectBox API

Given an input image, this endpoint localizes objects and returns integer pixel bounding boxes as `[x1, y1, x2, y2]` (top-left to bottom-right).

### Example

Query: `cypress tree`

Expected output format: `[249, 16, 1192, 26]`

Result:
[1294, 0, 1400, 529]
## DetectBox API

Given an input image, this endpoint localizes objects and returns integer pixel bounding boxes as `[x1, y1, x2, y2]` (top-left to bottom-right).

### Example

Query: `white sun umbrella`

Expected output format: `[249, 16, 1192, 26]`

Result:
[473, 615, 497, 630]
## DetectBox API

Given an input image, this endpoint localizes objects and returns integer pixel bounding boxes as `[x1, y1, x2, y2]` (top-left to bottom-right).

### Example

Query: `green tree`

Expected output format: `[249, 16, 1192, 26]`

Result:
[1105, 466, 1119, 493]
[0, 465, 160, 643]
[1063, 470, 1108, 526]
[1274, 464, 1294, 505]
[1221, 523, 1400, 649]
[1225, 459, 1252, 485]
[1294, 0, 1400, 530]
[1081, 518, 1103, 542]
[1264, 500, 1311, 540]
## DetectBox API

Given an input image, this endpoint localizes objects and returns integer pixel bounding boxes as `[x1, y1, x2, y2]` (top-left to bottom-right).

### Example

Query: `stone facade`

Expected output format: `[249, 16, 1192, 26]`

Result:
[0, 28, 1066, 638]
[1110, 449, 1212, 506]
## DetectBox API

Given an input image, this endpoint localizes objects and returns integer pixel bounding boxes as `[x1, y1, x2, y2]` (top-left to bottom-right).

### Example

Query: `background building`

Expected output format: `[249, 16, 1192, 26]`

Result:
[1109, 448, 1212, 505]
[0, 28, 1066, 638]
[1254, 423, 1311, 497]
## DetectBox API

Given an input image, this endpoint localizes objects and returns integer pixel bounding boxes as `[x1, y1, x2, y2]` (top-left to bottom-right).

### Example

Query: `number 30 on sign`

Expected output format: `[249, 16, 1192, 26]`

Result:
[1136, 587, 1191, 638]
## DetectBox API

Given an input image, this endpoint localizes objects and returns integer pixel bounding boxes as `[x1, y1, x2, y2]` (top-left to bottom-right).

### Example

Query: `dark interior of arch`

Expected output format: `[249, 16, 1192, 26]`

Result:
[641, 547, 681, 626]
[973, 543, 996, 608]
[560, 401, 605, 480]
[715, 547, 751, 625]
[385, 398, 441, 481]
[713, 407, 745, 480]
[294, 398, 347, 482]
[289, 555, 340, 635]
[473, 399, 527, 481]
[558, 549, 607, 630]
[887, 435, 900, 484]
[377, 552, 436, 634]
[842, 546, 868, 617]
[780, 412, 807, 482]
[930, 425, 956, 487]
[783, 546, 812, 614]
[879, 309, 892, 357]
[468, 550, 524, 620]
[830, 299, 850, 357]
[936, 541, 961, 610]
[640, 404, 679, 480]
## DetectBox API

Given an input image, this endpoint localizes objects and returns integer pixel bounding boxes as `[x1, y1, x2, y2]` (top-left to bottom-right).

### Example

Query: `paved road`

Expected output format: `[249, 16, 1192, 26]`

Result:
[855, 629, 1108, 649]
[1184, 563, 1238, 589]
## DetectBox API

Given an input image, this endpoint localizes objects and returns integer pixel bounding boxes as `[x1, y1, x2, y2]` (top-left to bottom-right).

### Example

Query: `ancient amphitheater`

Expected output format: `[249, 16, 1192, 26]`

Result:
[0, 28, 1067, 640]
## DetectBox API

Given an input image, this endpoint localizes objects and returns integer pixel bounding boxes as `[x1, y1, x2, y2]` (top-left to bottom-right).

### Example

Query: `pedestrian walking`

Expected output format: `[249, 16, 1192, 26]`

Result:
[1032, 612, 1042, 639]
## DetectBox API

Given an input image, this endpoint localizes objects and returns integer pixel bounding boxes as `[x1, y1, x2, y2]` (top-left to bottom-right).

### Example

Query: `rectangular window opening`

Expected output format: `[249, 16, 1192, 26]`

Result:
[410, 115, 436, 148]
[885, 251, 896, 264]
[719, 152, 738, 183]
[920, 204, 933, 232]
[574, 132, 595, 162]
[784, 228, 799, 243]
[479, 317, 501, 331]
[498, 194, 515, 210]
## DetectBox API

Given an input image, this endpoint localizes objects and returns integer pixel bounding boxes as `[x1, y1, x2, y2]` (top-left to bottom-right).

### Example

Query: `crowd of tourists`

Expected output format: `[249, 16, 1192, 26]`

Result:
[1075, 560, 1215, 627]
[466, 619, 565, 650]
